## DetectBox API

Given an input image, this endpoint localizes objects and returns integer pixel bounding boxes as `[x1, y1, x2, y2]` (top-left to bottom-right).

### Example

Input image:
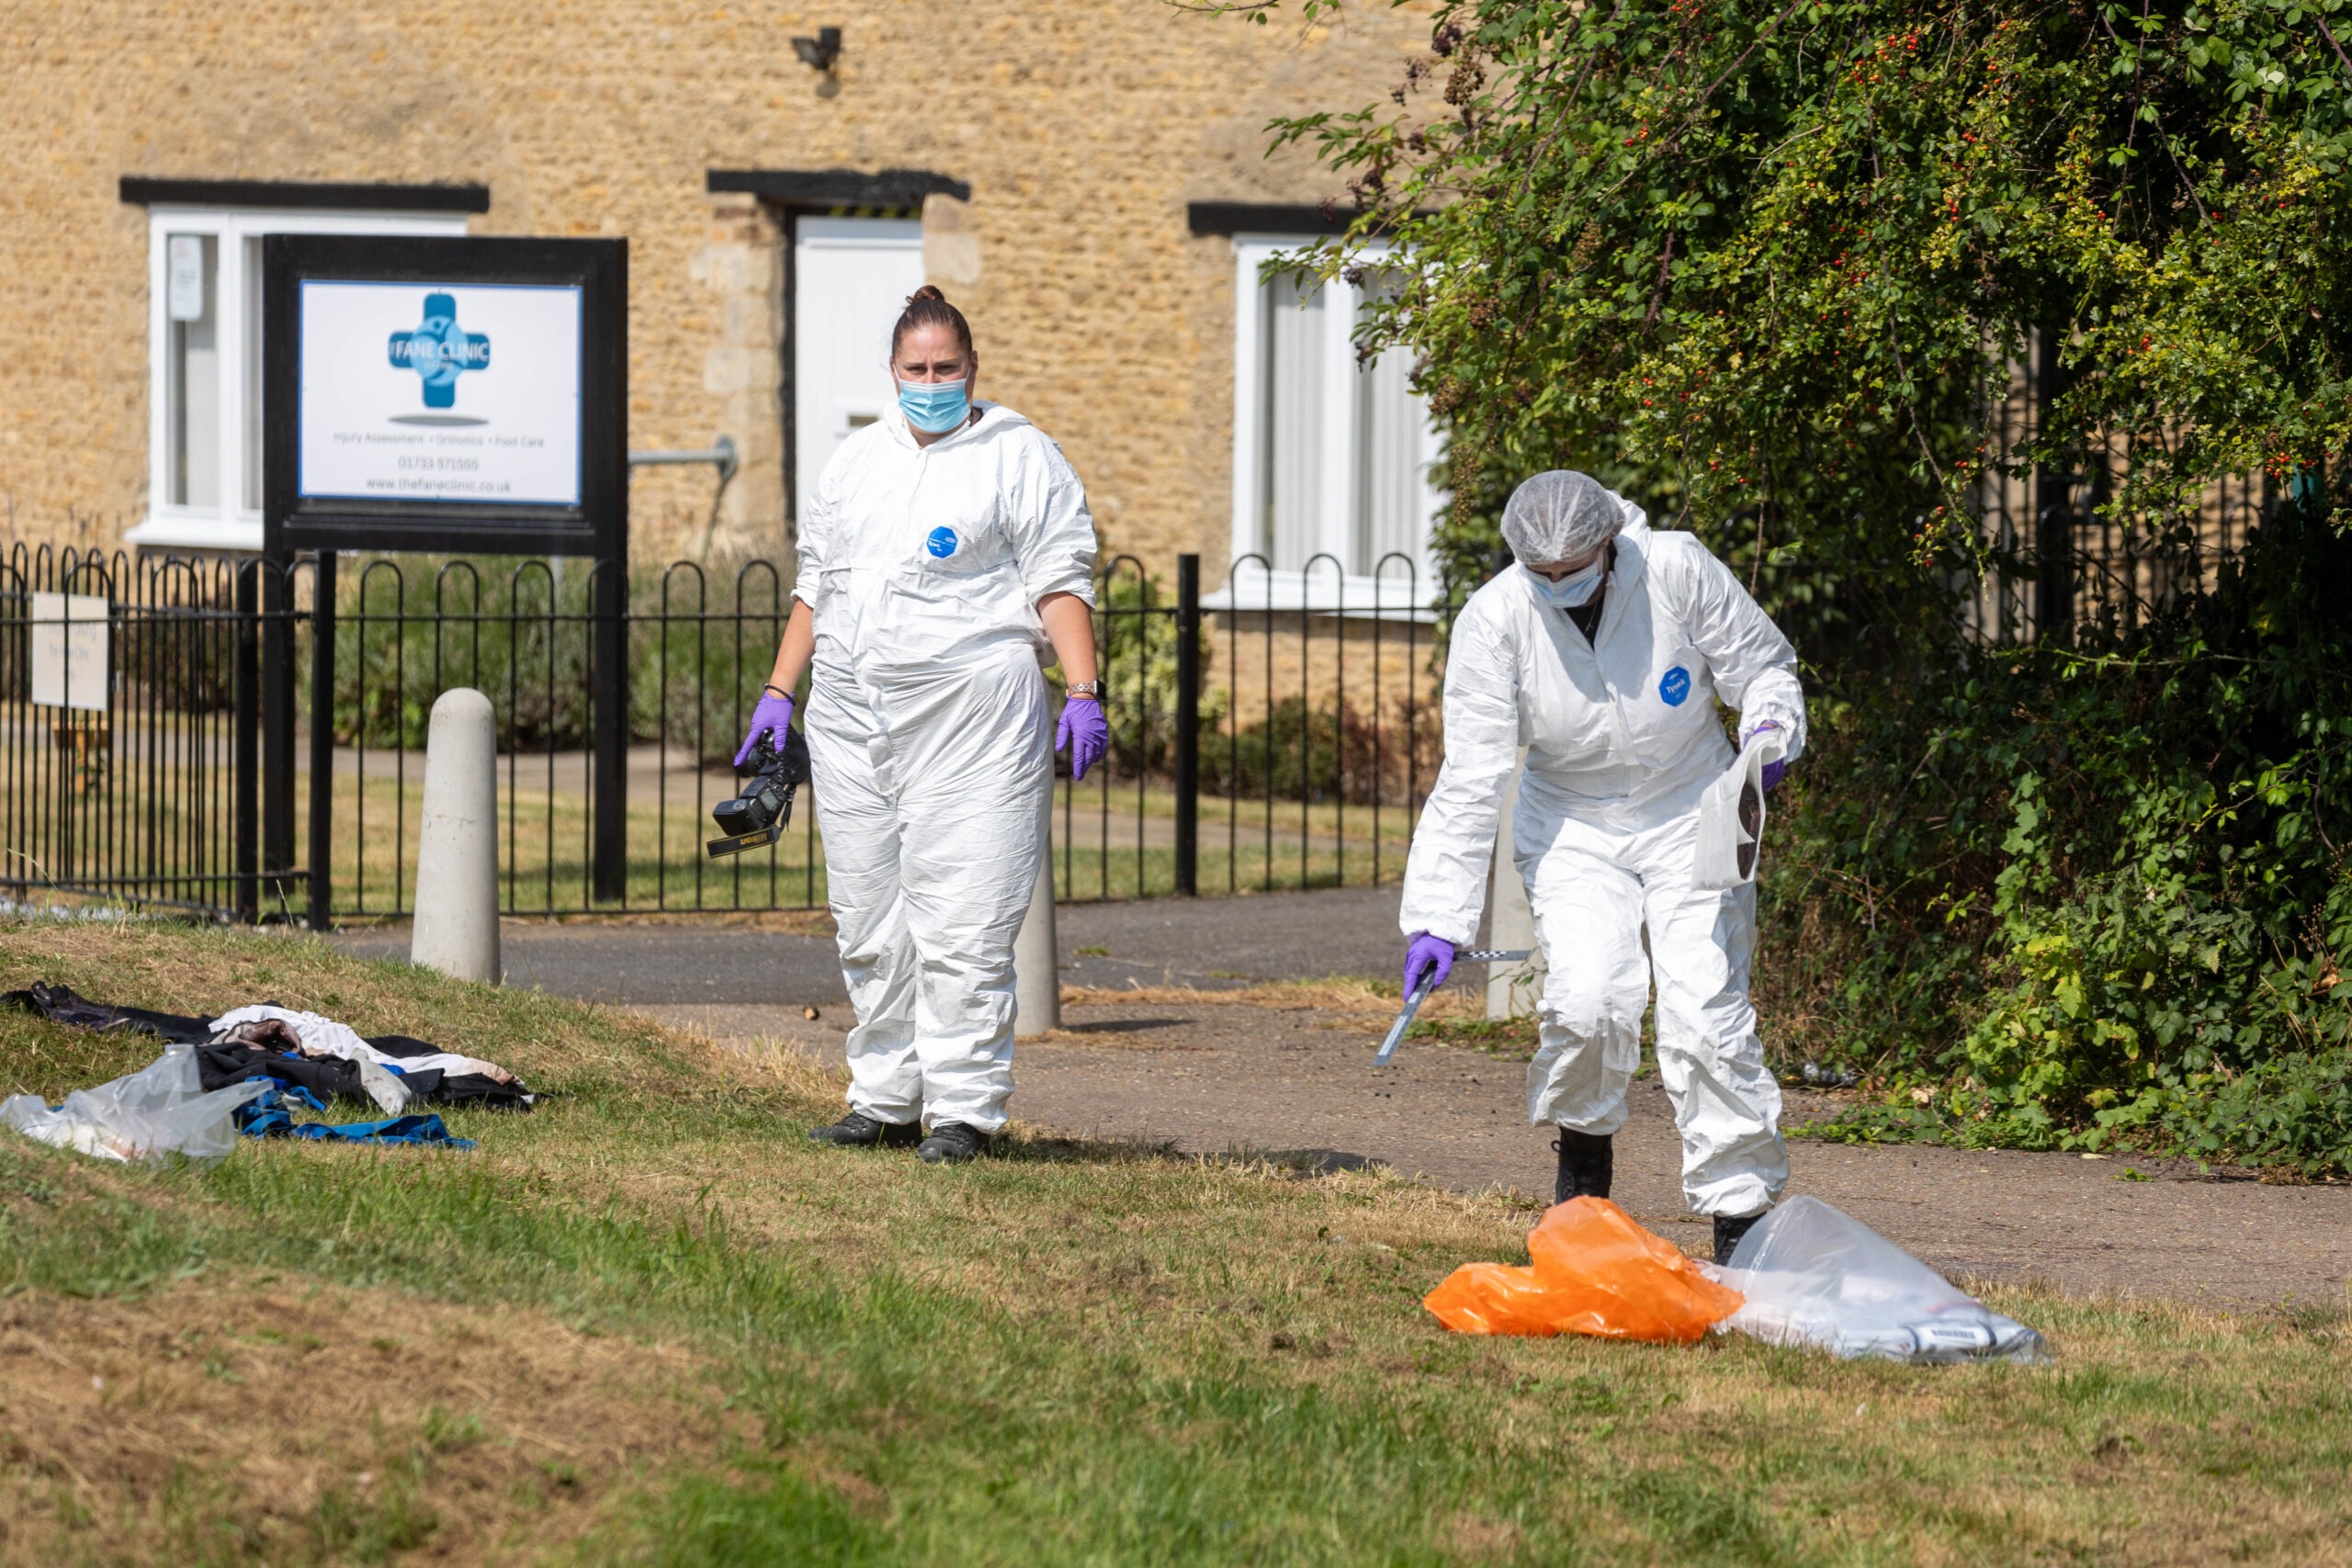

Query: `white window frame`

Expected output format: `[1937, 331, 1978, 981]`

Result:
[1214, 234, 1445, 619]
[131, 205, 472, 554]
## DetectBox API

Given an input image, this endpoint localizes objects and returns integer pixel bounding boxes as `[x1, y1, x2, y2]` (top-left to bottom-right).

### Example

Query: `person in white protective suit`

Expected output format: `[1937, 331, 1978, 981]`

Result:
[1397, 470, 1807, 1261]
[735, 285, 1108, 1165]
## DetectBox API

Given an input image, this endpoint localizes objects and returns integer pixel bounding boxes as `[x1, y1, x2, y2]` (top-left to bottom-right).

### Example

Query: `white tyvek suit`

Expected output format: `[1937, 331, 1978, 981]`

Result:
[1399, 507, 1807, 1216]
[795, 402, 1096, 1134]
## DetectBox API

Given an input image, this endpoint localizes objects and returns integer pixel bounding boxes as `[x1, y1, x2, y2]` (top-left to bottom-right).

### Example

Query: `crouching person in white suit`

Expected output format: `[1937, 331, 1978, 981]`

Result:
[1398, 471, 1807, 1262]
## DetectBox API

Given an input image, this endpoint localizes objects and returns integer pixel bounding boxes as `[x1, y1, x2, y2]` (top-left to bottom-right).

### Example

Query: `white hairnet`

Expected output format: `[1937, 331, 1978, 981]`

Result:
[1499, 471, 1626, 566]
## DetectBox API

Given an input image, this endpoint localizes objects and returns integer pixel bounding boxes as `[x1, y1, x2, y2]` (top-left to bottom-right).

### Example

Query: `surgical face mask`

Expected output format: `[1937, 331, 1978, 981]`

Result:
[1526, 556, 1605, 609]
[899, 378, 970, 434]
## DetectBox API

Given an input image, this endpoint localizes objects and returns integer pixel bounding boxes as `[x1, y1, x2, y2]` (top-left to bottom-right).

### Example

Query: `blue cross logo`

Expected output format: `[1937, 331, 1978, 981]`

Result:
[388, 292, 492, 409]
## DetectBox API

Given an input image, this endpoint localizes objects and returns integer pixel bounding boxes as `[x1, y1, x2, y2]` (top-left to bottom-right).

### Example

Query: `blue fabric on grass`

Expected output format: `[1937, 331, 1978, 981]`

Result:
[235, 1083, 474, 1149]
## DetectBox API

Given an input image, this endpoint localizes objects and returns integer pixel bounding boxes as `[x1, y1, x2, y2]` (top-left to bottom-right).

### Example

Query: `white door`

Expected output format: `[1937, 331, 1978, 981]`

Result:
[793, 216, 925, 524]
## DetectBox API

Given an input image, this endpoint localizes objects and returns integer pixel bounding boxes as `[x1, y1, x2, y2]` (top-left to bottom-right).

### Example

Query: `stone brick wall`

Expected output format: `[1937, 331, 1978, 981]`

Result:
[691, 194, 786, 556]
[1, 0, 1433, 567]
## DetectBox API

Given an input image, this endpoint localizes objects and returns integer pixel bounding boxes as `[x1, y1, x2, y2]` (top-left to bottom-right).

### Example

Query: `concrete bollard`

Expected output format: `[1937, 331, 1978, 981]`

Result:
[1487, 751, 1547, 1021]
[411, 688, 501, 985]
[1013, 807, 1060, 1036]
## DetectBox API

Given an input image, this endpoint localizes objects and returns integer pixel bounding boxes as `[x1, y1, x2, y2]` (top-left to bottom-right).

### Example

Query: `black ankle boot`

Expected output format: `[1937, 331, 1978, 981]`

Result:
[917, 1122, 991, 1164]
[808, 1111, 922, 1148]
[1553, 1128, 1612, 1204]
[1713, 1211, 1767, 1268]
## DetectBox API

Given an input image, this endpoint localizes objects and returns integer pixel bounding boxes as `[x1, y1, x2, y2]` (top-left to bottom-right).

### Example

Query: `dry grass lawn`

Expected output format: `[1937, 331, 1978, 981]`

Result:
[0, 1280, 738, 1563]
[0, 918, 2345, 1566]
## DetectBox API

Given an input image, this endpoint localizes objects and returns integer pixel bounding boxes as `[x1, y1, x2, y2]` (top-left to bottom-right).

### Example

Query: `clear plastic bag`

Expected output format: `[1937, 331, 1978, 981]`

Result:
[1718, 1196, 2049, 1363]
[1, 1043, 268, 1164]
[1693, 729, 1784, 890]
[1425, 1198, 1746, 1342]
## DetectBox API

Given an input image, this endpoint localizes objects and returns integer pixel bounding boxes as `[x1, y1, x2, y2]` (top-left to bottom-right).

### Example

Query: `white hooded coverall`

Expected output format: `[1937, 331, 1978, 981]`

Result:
[1398, 506, 1807, 1216]
[796, 401, 1096, 1134]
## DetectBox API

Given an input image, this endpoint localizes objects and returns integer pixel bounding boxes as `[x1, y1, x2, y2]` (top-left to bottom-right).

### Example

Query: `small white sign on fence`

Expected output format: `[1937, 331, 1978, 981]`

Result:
[29, 592, 109, 712]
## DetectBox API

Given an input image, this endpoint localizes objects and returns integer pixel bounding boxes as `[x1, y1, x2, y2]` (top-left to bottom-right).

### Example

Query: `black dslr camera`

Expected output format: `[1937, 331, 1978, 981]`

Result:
[707, 725, 811, 859]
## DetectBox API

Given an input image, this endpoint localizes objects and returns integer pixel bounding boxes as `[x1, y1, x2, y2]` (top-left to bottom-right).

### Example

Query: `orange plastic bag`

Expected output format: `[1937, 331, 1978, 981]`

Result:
[1422, 1198, 1745, 1343]
[1420, 1262, 1560, 1336]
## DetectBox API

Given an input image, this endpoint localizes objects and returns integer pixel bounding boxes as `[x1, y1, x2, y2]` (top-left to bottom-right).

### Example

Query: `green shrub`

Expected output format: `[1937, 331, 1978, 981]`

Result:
[1769, 507, 2352, 1175]
[1200, 695, 1439, 808]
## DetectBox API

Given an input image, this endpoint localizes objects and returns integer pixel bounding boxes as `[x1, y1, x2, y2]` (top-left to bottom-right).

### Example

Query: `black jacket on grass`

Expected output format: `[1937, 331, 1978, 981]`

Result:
[2, 981, 531, 1111]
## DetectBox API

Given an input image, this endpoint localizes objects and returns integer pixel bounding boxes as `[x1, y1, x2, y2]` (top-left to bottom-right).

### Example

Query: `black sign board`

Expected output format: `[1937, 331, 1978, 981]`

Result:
[262, 235, 627, 558]
[260, 234, 633, 904]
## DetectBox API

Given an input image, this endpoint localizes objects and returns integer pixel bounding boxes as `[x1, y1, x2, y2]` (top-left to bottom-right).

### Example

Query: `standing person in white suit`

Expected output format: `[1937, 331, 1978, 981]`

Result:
[1398, 471, 1807, 1261]
[735, 286, 1108, 1164]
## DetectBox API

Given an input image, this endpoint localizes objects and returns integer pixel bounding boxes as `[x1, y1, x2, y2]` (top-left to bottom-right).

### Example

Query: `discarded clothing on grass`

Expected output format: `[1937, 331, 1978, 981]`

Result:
[1423, 1197, 1745, 1343]
[2, 982, 532, 1114]
[1, 1042, 267, 1163]
[1714, 1197, 2048, 1364]
[233, 1083, 473, 1149]
[2, 1051, 476, 1162]
[205, 1009, 408, 1113]
[206, 1005, 526, 1115]
[194, 1032, 528, 1114]
[1, 980, 211, 1043]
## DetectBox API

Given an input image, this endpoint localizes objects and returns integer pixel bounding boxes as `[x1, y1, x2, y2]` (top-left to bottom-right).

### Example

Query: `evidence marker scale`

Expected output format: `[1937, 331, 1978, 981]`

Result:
[1374, 950, 1532, 1066]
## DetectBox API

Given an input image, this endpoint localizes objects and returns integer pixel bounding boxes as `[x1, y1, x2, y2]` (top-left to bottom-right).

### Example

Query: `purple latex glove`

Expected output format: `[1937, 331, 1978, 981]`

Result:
[1746, 720, 1787, 792]
[1057, 695, 1109, 782]
[733, 691, 796, 770]
[1404, 931, 1455, 994]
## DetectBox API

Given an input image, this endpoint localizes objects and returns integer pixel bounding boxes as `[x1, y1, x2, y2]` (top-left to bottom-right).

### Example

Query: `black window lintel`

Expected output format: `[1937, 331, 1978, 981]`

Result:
[707, 167, 970, 209]
[120, 176, 489, 214]
[1187, 199, 1432, 237]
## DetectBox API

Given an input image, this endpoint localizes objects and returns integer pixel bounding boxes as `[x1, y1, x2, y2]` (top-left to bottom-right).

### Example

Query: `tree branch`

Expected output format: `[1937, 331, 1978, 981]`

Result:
[1581, 0, 1806, 212]
[2100, 11, 2209, 225]
[1515, 0, 1632, 204]
[1643, 229, 1678, 332]
[2318, 13, 2352, 87]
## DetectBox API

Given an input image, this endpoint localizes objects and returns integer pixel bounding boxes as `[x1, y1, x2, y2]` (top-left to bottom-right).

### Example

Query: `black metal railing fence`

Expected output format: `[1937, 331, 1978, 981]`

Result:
[332, 555, 813, 919]
[0, 545, 315, 921]
[0, 546, 1463, 926]
[1043, 549, 1471, 902]
[0, 468, 2266, 931]
[1962, 339, 2269, 644]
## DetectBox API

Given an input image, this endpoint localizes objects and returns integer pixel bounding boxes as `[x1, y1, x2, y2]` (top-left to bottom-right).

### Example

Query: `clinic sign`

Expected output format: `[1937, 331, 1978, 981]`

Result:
[264, 236, 625, 558]
[299, 282, 578, 505]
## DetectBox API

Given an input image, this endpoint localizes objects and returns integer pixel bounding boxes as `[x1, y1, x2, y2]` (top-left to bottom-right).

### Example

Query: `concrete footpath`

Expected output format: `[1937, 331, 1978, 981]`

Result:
[336, 889, 2352, 1307]
[333, 886, 1408, 1006]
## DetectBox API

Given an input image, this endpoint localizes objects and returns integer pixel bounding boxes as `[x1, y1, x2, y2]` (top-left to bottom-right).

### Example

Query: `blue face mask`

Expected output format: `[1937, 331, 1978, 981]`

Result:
[899, 378, 971, 434]
[1527, 557, 1605, 609]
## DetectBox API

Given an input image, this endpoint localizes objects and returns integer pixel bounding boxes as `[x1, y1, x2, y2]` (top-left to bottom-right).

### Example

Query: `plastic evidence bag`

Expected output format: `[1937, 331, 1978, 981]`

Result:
[1717, 1196, 2049, 1364]
[1425, 1198, 1746, 1343]
[1, 1043, 267, 1164]
[1692, 728, 1785, 892]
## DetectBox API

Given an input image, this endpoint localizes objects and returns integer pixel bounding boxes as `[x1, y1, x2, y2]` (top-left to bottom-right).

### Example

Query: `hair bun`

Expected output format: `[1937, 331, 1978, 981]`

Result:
[890, 284, 975, 361]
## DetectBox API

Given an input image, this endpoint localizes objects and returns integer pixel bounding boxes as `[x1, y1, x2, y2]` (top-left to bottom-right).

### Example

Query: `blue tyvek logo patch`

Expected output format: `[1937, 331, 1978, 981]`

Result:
[925, 526, 958, 558]
[1658, 666, 1692, 706]
[388, 293, 491, 409]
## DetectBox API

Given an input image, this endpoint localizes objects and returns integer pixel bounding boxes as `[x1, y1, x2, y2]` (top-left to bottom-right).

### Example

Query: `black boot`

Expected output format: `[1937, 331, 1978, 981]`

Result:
[808, 1111, 922, 1148]
[917, 1122, 991, 1165]
[1713, 1211, 1767, 1268]
[1553, 1128, 1613, 1204]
